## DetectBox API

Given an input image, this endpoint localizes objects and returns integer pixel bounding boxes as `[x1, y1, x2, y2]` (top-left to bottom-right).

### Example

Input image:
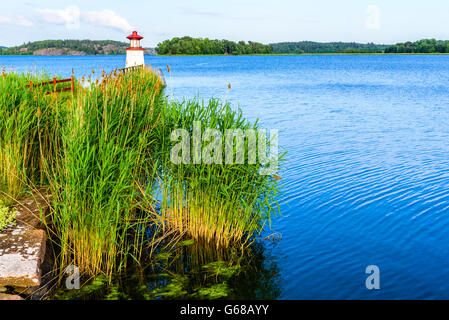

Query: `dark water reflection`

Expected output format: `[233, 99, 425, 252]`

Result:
[53, 240, 280, 300]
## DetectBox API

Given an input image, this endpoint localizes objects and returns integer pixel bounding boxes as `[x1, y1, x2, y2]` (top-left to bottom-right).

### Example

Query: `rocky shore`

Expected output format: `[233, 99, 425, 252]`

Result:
[0, 192, 53, 300]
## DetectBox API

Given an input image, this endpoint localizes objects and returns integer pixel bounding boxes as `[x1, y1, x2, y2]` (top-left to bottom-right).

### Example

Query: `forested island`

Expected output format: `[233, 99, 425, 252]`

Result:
[156, 37, 449, 55]
[384, 39, 449, 53]
[271, 41, 388, 54]
[156, 37, 273, 55]
[268, 39, 449, 54]
[0, 40, 155, 56]
[155, 38, 389, 55]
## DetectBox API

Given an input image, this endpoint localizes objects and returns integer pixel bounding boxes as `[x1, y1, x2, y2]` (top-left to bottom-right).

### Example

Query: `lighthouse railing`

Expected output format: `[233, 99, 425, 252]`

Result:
[118, 65, 144, 74]
[117, 65, 166, 85]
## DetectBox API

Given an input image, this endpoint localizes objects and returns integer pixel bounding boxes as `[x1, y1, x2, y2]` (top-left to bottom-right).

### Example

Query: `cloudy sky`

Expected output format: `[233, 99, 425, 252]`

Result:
[1, 0, 449, 47]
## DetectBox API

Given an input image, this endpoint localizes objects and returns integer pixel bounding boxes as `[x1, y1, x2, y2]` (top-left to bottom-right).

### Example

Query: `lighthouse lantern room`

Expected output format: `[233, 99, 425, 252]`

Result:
[126, 31, 145, 68]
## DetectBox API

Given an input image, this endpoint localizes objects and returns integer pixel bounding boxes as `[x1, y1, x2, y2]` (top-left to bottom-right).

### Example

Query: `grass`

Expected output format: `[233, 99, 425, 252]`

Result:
[156, 98, 282, 247]
[0, 72, 44, 201]
[0, 71, 71, 203]
[0, 199, 16, 230]
[46, 67, 166, 277]
[0, 66, 282, 281]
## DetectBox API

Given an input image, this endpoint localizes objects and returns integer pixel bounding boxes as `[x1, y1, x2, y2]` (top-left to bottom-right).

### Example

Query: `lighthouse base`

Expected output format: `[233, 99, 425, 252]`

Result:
[126, 50, 145, 68]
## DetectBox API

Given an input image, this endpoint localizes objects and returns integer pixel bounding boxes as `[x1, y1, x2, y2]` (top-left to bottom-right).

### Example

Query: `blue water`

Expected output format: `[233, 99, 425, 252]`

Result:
[2, 55, 449, 299]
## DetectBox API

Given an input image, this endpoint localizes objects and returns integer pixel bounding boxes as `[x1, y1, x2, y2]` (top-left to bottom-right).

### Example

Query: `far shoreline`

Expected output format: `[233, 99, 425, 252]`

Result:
[156, 53, 449, 56]
[3, 53, 449, 57]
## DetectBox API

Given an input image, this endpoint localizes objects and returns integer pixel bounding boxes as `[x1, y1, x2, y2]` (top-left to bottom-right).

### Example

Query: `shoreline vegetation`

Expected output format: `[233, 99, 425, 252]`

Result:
[154, 37, 449, 55]
[3, 53, 449, 58]
[3, 38, 449, 56]
[0, 66, 282, 284]
[156, 37, 273, 55]
[270, 41, 387, 54]
[0, 40, 156, 56]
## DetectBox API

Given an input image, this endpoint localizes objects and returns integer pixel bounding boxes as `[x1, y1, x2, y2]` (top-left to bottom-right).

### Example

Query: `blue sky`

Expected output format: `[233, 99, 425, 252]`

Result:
[1, 0, 449, 47]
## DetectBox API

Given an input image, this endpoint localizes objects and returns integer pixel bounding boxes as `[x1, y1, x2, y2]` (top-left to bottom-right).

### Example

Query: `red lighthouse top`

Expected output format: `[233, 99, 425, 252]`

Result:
[127, 31, 143, 40]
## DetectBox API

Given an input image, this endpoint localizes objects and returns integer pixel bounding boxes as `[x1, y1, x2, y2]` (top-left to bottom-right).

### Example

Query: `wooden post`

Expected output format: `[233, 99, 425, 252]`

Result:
[53, 77, 57, 93]
[29, 81, 33, 92]
[71, 76, 74, 94]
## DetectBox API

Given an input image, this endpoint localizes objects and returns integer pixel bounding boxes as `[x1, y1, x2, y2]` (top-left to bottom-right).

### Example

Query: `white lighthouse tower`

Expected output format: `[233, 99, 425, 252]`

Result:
[125, 31, 145, 68]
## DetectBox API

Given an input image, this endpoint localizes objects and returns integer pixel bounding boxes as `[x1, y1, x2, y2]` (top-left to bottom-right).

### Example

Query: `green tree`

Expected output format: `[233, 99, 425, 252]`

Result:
[156, 37, 273, 55]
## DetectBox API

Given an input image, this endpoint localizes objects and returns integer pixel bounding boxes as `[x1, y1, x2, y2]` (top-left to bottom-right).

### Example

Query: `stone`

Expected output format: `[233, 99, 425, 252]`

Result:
[0, 228, 47, 287]
[12, 285, 39, 297]
[0, 293, 24, 300]
[13, 192, 51, 229]
[0, 192, 51, 296]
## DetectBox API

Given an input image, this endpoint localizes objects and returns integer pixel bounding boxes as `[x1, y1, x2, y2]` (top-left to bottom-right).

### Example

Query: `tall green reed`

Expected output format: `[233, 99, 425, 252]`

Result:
[45, 67, 166, 278]
[0, 72, 65, 203]
[156, 98, 282, 247]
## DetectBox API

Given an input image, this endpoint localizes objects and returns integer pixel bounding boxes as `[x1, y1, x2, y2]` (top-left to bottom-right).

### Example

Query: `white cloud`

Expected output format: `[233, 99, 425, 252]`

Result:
[35, 6, 133, 32]
[82, 9, 133, 32]
[16, 16, 34, 27]
[36, 6, 80, 29]
[0, 15, 33, 27]
[0, 16, 12, 23]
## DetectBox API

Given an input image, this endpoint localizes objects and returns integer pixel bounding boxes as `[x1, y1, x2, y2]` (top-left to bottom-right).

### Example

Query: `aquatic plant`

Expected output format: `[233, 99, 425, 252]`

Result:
[0, 200, 16, 230]
[52, 236, 281, 300]
[156, 98, 282, 247]
[45, 67, 166, 278]
[0, 72, 66, 201]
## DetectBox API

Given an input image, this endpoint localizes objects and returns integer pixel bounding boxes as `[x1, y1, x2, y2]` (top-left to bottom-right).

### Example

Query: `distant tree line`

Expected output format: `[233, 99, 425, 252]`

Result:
[5, 38, 449, 56]
[270, 41, 388, 54]
[0, 40, 129, 55]
[156, 37, 273, 55]
[384, 39, 449, 53]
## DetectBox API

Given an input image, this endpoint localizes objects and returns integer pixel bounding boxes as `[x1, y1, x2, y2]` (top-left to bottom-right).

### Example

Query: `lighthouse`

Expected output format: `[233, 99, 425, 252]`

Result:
[125, 31, 145, 68]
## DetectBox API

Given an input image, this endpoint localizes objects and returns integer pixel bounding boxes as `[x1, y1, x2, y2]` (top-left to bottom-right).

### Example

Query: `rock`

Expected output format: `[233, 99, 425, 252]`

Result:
[0, 293, 24, 300]
[12, 285, 40, 297]
[33, 48, 66, 56]
[13, 192, 51, 230]
[12, 241, 55, 300]
[66, 50, 87, 56]
[0, 192, 50, 289]
[32, 48, 88, 56]
[0, 192, 51, 296]
[0, 228, 47, 287]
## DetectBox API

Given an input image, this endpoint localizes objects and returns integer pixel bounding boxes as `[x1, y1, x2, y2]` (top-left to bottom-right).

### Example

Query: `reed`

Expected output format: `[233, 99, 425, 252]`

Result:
[45, 67, 166, 277]
[0, 72, 66, 203]
[156, 98, 281, 247]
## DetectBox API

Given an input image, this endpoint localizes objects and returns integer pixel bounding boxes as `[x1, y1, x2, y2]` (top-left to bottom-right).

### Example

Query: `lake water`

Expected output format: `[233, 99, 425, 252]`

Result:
[2, 55, 449, 299]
